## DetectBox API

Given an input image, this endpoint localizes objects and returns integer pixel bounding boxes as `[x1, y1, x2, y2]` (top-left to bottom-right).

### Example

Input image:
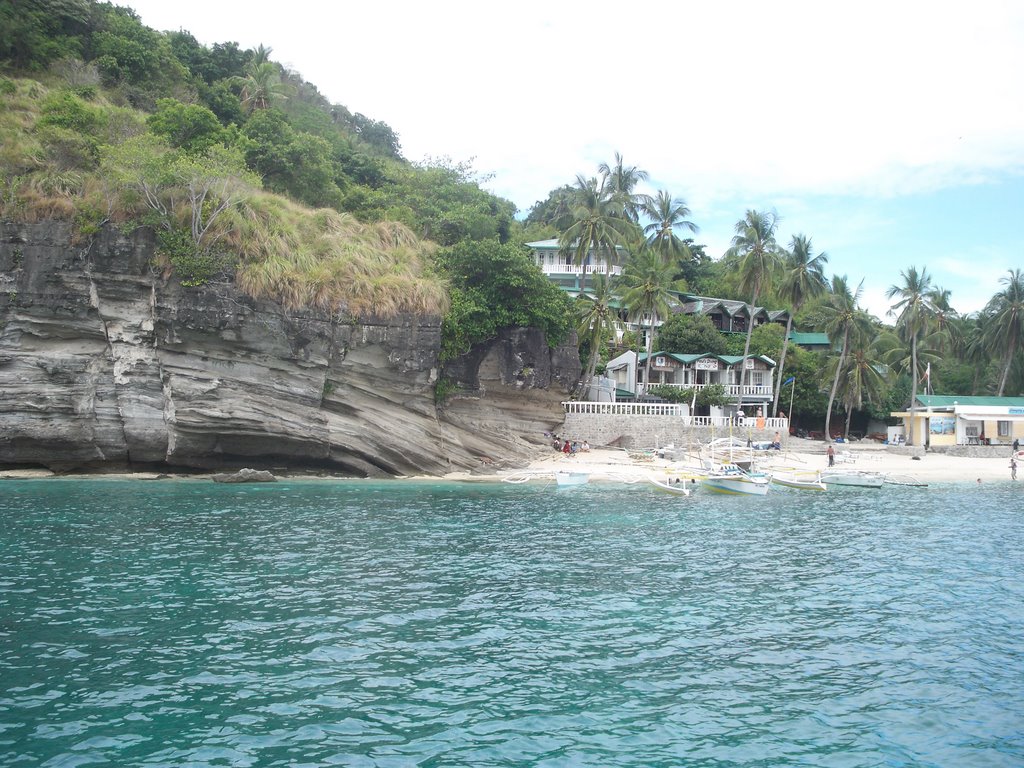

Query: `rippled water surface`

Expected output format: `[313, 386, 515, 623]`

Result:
[2, 479, 1023, 767]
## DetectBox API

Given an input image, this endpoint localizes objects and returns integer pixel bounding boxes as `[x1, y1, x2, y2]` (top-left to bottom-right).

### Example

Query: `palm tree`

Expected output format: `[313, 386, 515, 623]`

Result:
[928, 287, 963, 356]
[817, 276, 870, 443]
[639, 190, 698, 262]
[835, 325, 888, 439]
[725, 209, 781, 411]
[558, 175, 636, 297]
[981, 268, 1024, 395]
[886, 266, 935, 446]
[575, 273, 624, 398]
[772, 234, 829, 415]
[252, 44, 273, 66]
[235, 48, 286, 114]
[618, 249, 687, 391]
[598, 152, 649, 222]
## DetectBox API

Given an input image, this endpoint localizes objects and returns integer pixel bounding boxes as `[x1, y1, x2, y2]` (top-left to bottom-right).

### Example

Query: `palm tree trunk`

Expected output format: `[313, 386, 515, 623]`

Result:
[576, 345, 601, 399]
[824, 328, 849, 443]
[998, 354, 1011, 397]
[845, 402, 853, 439]
[907, 336, 918, 446]
[738, 291, 758, 413]
[643, 312, 656, 393]
[579, 259, 588, 299]
[772, 315, 794, 415]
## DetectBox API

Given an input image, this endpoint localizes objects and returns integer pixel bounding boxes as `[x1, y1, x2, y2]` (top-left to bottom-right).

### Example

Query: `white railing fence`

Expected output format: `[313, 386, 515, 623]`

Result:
[640, 383, 774, 398]
[562, 401, 788, 430]
[537, 263, 623, 276]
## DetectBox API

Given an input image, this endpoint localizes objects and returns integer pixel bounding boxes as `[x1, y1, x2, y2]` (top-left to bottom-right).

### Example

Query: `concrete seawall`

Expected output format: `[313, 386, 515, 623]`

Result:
[561, 413, 778, 450]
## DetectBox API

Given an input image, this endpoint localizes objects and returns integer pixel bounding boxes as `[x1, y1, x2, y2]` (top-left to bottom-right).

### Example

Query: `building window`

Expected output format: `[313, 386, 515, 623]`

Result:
[998, 420, 1010, 437]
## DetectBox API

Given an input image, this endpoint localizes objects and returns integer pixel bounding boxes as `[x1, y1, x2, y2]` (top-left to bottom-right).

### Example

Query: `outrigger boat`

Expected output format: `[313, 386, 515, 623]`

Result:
[820, 469, 885, 488]
[649, 477, 693, 496]
[770, 471, 827, 491]
[701, 463, 770, 496]
[698, 436, 771, 496]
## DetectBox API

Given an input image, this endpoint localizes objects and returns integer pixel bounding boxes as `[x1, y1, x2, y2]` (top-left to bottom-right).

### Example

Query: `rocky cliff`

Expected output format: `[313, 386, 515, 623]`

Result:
[0, 221, 578, 475]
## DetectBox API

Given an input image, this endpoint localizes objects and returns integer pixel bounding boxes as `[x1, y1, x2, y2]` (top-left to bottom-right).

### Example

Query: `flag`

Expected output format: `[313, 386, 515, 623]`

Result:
[783, 376, 795, 386]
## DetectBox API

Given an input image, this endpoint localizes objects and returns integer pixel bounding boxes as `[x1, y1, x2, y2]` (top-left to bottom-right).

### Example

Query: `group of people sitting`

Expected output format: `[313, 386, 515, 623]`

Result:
[550, 435, 590, 455]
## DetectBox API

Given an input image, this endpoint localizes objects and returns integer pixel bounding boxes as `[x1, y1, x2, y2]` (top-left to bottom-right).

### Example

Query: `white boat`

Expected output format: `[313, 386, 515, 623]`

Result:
[884, 474, 928, 488]
[770, 471, 827, 491]
[820, 469, 885, 488]
[649, 477, 692, 496]
[555, 471, 590, 486]
[701, 464, 770, 496]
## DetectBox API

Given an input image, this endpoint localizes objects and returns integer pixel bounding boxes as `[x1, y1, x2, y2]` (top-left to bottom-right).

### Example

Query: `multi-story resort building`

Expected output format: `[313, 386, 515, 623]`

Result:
[526, 239, 808, 409]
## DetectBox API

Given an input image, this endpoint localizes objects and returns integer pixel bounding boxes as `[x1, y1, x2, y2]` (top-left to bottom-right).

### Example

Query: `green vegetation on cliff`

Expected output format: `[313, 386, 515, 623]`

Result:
[0, 0, 562, 354]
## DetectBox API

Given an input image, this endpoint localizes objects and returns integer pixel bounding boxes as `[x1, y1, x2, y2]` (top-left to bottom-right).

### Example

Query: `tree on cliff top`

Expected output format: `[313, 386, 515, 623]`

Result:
[101, 134, 259, 283]
[436, 239, 574, 361]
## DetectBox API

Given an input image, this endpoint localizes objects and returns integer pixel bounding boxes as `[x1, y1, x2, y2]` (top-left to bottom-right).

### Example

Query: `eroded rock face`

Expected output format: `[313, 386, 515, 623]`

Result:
[0, 222, 578, 475]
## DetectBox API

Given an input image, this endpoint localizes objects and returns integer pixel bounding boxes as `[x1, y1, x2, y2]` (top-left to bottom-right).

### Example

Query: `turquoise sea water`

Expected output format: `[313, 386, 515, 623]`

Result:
[2, 479, 1023, 767]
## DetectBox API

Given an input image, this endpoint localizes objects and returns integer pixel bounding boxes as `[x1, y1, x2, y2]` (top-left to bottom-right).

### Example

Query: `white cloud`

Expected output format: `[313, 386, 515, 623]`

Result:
[125, 0, 1024, 210]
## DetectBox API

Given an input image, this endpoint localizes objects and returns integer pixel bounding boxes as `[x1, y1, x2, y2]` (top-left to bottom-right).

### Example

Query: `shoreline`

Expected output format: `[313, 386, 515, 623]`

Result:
[2, 440, 1020, 486]
[443, 437, 1023, 487]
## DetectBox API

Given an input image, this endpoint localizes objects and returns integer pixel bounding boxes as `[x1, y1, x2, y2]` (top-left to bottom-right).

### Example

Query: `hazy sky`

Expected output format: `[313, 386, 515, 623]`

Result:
[123, 0, 1024, 319]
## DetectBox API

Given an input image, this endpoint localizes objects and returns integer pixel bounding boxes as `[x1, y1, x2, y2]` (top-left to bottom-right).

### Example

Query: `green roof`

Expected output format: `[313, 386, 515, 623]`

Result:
[916, 395, 1024, 408]
[788, 331, 831, 346]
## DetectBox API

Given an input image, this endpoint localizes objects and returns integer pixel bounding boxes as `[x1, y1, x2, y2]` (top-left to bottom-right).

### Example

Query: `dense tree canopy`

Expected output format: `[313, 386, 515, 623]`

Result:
[656, 313, 727, 356]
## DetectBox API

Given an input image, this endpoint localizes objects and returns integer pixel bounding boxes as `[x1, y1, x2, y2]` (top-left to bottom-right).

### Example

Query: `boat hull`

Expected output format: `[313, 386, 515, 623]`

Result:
[771, 474, 827, 491]
[555, 471, 589, 486]
[821, 471, 884, 488]
[701, 475, 770, 496]
[649, 478, 692, 496]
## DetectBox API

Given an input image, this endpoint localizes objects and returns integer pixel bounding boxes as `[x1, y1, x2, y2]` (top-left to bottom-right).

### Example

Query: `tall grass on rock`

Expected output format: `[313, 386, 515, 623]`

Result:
[232, 196, 448, 318]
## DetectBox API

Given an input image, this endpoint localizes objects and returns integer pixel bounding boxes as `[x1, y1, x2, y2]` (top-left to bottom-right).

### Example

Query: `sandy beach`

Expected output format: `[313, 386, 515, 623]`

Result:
[446, 438, 1024, 487]
[1, 439, 1019, 486]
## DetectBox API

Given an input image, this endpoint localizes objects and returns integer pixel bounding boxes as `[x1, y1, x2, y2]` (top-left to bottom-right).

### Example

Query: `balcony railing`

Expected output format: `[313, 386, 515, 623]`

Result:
[537, 263, 623, 276]
[639, 383, 774, 399]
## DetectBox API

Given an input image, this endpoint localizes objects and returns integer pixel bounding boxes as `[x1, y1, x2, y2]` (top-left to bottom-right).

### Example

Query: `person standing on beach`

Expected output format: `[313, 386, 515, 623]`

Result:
[1011, 456, 1018, 481]
[827, 444, 835, 467]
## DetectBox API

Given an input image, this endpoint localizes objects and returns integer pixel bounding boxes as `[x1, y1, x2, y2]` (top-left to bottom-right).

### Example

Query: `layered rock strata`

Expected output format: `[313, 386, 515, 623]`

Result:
[0, 222, 577, 475]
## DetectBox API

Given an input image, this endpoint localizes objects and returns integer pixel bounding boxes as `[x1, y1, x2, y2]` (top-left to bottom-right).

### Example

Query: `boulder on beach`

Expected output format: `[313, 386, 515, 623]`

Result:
[211, 468, 278, 483]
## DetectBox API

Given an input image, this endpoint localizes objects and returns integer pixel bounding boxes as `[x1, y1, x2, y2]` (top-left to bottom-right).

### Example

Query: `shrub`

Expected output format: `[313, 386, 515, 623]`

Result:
[696, 384, 729, 408]
[156, 226, 231, 287]
[434, 377, 460, 404]
[646, 385, 694, 403]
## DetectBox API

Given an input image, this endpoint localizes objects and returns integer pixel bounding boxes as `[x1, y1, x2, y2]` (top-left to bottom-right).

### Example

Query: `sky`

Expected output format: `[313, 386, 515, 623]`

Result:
[122, 0, 1024, 320]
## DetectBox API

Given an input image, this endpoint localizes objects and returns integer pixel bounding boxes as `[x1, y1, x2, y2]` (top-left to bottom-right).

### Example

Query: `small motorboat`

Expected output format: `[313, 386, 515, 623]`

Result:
[820, 469, 885, 488]
[555, 471, 590, 487]
[649, 477, 692, 496]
